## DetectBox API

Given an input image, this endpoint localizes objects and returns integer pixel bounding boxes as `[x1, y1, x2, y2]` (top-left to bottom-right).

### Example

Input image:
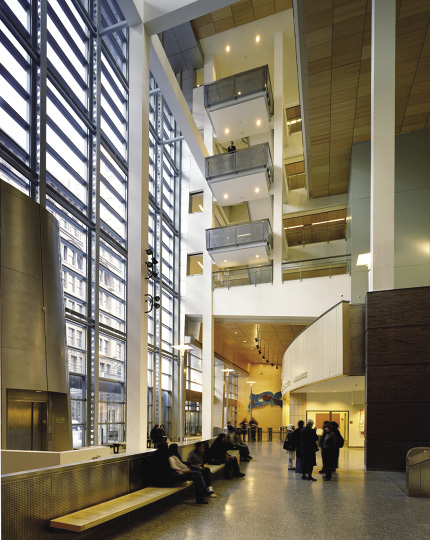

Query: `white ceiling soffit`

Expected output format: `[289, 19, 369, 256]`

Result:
[209, 97, 271, 143]
[210, 244, 270, 269]
[293, 375, 365, 394]
[209, 171, 269, 207]
[143, 0, 233, 35]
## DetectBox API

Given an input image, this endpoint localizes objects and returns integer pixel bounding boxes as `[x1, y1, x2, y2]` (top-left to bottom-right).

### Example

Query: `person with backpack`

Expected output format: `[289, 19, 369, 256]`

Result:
[331, 421, 344, 472]
[283, 424, 296, 470]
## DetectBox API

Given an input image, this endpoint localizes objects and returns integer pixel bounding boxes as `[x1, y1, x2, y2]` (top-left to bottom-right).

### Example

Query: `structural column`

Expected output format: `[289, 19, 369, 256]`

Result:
[273, 32, 285, 286]
[370, 0, 396, 291]
[126, 18, 150, 452]
[201, 56, 216, 439]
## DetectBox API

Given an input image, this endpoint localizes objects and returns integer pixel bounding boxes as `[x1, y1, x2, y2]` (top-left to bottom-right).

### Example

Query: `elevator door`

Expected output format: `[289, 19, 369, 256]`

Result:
[7, 400, 48, 450]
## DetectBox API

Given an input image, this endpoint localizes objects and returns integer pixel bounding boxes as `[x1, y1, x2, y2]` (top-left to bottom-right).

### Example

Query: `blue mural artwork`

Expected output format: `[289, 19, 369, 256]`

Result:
[248, 391, 282, 409]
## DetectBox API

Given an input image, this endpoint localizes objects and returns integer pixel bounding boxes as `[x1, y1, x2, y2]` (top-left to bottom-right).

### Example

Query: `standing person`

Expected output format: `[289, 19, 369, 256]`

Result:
[301, 419, 319, 481]
[283, 424, 296, 470]
[187, 442, 216, 497]
[207, 433, 245, 479]
[159, 424, 167, 442]
[292, 420, 304, 473]
[249, 417, 258, 442]
[319, 420, 331, 474]
[227, 141, 236, 153]
[150, 424, 162, 446]
[331, 421, 344, 473]
[322, 424, 336, 481]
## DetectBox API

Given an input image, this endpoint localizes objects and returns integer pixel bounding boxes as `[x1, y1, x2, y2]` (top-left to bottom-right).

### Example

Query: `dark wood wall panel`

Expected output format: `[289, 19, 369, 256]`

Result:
[365, 287, 430, 470]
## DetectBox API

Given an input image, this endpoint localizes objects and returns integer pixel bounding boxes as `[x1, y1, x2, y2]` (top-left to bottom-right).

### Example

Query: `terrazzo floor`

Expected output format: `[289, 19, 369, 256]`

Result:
[91, 443, 430, 540]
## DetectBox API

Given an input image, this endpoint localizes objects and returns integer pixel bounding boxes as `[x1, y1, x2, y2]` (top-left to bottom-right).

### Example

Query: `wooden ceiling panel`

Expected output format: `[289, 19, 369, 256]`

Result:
[303, 0, 430, 198]
[191, 0, 292, 39]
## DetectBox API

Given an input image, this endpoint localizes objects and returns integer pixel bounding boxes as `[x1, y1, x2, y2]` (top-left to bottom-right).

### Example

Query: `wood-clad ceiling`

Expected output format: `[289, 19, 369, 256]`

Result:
[214, 321, 307, 365]
[303, 0, 430, 198]
[191, 0, 293, 40]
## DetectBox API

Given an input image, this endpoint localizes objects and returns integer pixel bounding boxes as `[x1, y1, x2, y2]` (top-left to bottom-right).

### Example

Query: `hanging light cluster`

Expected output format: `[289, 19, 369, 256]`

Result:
[254, 327, 280, 369]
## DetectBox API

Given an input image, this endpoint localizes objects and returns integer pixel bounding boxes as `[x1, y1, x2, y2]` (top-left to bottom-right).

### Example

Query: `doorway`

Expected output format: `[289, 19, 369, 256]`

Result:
[307, 410, 349, 446]
[7, 398, 48, 451]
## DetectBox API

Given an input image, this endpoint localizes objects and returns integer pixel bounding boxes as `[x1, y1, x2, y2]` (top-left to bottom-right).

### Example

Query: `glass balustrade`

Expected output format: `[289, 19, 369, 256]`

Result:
[282, 255, 351, 282]
[213, 264, 273, 289]
[206, 219, 273, 252]
[204, 65, 274, 114]
[205, 143, 273, 183]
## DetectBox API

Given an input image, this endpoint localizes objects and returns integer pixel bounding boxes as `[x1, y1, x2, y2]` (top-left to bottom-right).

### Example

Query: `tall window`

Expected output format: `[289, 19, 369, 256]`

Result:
[147, 73, 181, 438]
[0, 0, 129, 447]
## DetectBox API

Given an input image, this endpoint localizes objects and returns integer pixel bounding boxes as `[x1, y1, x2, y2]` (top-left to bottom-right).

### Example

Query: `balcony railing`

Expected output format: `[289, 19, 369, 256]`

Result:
[205, 143, 273, 184]
[206, 219, 273, 252]
[285, 222, 347, 246]
[213, 264, 273, 289]
[282, 254, 351, 282]
[204, 65, 274, 114]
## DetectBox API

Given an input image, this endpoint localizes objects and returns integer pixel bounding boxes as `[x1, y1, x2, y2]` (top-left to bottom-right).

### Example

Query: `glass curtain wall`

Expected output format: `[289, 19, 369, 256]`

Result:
[0, 0, 128, 447]
[147, 74, 180, 439]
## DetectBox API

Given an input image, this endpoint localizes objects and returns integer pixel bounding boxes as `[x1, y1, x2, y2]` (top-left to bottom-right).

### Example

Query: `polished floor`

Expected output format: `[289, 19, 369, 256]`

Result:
[95, 443, 430, 540]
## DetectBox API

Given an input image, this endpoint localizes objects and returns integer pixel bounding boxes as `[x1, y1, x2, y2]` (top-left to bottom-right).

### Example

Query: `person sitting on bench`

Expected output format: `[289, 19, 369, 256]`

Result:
[227, 425, 253, 462]
[168, 444, 212, 504]
[187, 442, 216, 497]
[207, 433, 246, 479]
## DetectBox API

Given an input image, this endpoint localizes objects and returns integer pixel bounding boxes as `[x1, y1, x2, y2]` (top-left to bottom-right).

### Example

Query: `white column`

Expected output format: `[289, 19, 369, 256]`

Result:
[273, 32, 284, 286]
[201, 58, 215, 439]
[126, 21, 150, 452]
[370, 0, 396, 291]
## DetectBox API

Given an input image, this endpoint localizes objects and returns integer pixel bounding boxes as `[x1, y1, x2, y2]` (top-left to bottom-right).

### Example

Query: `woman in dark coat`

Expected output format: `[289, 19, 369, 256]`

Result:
[292, 420, 304, 473]
[301, 419, 319, 481]
[331, 421, 344, 472]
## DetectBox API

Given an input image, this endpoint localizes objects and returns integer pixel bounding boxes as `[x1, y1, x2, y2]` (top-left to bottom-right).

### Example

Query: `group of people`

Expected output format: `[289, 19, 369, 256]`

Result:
[150, 434, 246, 505]
[284, 419, 344, 481]
[149, 424, 167, 446]
[238, 417, 259, 442]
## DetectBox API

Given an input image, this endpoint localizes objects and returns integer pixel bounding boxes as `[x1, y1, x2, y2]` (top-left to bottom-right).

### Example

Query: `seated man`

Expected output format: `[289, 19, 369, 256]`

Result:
[168, 444, 212, 504]
[207, 433, 245, 479]
[227, 425, 253, 462]
[187, 442, 216, 497]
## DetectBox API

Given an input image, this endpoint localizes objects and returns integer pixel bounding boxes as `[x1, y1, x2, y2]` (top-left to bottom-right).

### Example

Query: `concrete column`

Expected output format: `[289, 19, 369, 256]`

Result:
[126, 21, 150, 452]
[370, 0, 395, 291]
[273, 32, 285, 286]
[201, 59, 215, 439]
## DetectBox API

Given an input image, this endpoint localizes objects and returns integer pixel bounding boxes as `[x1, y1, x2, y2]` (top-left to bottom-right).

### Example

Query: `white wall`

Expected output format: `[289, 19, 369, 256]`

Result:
[281, 302, 348, 393]
[305, 392, 365, 448]
[213, 274, 351, 320]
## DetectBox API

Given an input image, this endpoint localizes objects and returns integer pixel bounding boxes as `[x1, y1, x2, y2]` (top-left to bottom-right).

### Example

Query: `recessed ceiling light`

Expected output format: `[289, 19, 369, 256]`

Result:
[234, 331, 237, 334]
[224, 259, 227, 263]
[243, 340, 246, 343]
[256, 119, 261, 126]
[256, 35, 260, 43]
[256, 255, 260, 258]
[226, 45, 230, 52]
[255, 187, 260, 193]
[223, 193, 229, 199]
[224, 128, 229, 134]
[251, 347, 253, 349]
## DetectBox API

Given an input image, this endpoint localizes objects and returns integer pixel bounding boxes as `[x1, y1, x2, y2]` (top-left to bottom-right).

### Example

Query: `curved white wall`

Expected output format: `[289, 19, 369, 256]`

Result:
[281, 302, 349, 394]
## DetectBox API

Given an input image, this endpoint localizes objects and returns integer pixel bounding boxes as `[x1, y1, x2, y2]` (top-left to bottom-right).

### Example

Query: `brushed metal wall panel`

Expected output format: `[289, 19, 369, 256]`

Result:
[1, 475, 52, 540]
[52, 461, 129, 516]
[40, 211, 62, 292]
[1, 267, 45, 354]
[1, 347, 48, 390]
[1, 185, 43, 280]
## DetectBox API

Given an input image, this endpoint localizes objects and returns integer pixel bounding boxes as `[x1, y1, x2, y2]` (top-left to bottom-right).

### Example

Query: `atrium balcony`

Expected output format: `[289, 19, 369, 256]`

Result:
[204, 65, 273, 143]
[206, 219, 272, 269]
[205, 143, 273, 205]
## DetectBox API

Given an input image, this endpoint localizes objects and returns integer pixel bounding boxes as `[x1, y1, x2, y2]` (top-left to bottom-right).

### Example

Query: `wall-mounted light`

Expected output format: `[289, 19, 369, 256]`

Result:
[357, 252, 371, 268]
[173, 344, 193, 352]
[145, 294, 160, 314]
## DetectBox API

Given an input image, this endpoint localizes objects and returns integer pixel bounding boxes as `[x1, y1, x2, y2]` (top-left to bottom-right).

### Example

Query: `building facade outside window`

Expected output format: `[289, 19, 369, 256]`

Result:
[0, 0, 128, 447]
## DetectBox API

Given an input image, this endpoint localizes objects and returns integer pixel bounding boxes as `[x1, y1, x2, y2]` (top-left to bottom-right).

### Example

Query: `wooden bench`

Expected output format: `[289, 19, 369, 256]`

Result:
[50, 482, 193, 532]
[50, 449, 241, 532]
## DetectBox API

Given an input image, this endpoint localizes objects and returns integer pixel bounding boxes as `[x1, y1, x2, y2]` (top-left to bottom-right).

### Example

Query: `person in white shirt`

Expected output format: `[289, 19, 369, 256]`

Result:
[168, 444, 213, 504]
